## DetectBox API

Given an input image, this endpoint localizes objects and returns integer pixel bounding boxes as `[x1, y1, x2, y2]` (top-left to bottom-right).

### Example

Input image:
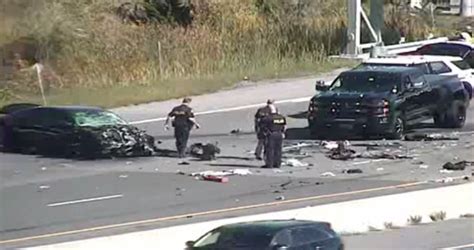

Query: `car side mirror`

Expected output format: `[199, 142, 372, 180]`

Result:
[185, 241, 195, 248]
[315, 80, 329, 92]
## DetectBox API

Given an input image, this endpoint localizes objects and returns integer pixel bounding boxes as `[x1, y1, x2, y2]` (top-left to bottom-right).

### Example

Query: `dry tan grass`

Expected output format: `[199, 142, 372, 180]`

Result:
[0, 0, 434, 107]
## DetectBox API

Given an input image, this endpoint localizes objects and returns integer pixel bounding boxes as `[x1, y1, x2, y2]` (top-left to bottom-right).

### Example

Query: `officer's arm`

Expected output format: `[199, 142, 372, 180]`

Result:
[164, 109, 175, 128]
[188, 110, 200, 129]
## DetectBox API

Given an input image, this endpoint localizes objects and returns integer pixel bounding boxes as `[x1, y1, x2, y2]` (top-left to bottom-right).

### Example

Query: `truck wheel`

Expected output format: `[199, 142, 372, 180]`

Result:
[444, 100, 466, 128]
[388, 115, 405, 140]
[433, 112, 446, 128]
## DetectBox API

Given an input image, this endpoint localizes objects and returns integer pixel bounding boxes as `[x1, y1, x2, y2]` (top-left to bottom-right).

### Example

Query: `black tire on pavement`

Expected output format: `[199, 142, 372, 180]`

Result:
[444, 100, 467, 128]
[387, 114, 405, 140]
[433, 112, 446, 128]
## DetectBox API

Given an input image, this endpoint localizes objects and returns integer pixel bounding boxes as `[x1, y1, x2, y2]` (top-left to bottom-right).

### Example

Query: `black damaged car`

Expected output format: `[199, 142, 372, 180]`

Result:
[0, 104, 157, 158]
[308, 67, 470, 139]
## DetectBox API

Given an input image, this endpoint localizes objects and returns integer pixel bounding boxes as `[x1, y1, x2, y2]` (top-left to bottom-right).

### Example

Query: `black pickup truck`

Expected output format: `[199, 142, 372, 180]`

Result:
[307, 67, 470, 139]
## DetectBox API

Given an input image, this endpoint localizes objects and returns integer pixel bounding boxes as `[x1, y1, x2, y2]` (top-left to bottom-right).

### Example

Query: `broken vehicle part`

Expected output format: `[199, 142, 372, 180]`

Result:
[404, 133, 459, 141]
[283, 158, 311, 167]
[442, 161, 474, 171]
[189, 143, 220, 160]
[342, 168, 363, 174]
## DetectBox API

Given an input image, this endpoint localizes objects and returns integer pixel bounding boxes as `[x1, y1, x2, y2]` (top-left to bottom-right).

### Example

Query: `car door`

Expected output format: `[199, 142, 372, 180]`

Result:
[401, 73, 433, 122]
[13, 109, 72, 152]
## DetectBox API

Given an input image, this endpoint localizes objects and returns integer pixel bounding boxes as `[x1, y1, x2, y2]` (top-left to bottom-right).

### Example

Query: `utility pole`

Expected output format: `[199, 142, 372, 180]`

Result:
[461, 0, 474, 16]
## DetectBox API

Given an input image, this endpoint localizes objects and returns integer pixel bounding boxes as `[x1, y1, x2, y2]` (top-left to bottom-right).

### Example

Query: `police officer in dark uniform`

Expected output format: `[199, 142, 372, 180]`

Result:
[254, 99, 275, 160]
[260, 105, 286, 168]
[165, 97, 200, 158]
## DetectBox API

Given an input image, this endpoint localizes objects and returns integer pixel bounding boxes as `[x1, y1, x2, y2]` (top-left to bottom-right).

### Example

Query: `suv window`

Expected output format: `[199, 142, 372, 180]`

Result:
[271, 230, 291, 247]
[429, 62, 452, 74]
[290, 226, 331, 246]
[414, 63, 431, 74]
[452, 59, 471, 70]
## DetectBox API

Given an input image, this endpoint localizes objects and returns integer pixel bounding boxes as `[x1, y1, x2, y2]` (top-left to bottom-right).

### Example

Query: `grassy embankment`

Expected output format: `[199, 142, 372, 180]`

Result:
[0, 0, 433, 108]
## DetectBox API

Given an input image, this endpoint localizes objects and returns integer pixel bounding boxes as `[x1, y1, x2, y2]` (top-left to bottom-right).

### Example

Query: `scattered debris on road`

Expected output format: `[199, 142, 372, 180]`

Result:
[230, 129, 241, 134]
[442, 161, 474, 171]
[119, 174, 128, 178]
[352, 141, 403, 150]
[376, 167, 384, 171]
[342, 168, 363, 174]
[275, 196, 285, 201]
[404, 133, 459, 141]
[439, 169, 454, 174]
[202, 175, 229, 183]
[326, 141, 356, 160]
[38, 185, 50, 191]
[178, 161, 190, 165]
[325, 141, 412, 161]
[321, 172, 336, 177]
[189, 143, 220, 160]
[283, 158, 312, 167]
[419, 164, 429, 169]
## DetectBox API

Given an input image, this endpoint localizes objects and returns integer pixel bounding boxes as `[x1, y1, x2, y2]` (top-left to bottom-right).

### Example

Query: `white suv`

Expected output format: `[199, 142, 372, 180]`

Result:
[357, 55, 473, 98]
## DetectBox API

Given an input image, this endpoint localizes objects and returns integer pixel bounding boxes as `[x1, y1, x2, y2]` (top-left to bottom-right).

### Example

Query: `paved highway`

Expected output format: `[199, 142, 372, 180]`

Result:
[1, 71, 473, 248]
[344, 218, 474, 250]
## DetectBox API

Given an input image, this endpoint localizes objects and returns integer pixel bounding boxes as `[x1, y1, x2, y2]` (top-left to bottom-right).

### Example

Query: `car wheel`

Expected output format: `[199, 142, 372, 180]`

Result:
[444, 100, 466, 128]
[388, 114, 405, 140]
[433, 112, 446, 128]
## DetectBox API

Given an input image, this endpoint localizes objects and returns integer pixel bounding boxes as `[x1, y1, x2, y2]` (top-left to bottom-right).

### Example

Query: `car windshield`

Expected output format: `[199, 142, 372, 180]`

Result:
[419, 44, 470, 57]
[329, 73, 400, 93]
[194, 227, 274, 248]
[70, 110, 127, 127]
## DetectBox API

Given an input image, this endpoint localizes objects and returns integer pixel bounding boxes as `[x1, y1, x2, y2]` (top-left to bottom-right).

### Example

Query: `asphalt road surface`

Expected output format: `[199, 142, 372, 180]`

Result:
[344, 218, 474, 250]
[1, 75, 474, 248]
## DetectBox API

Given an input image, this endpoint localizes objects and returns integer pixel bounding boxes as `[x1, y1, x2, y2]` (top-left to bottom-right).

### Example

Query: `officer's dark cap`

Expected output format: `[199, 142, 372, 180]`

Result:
[266, 99, 275, 105]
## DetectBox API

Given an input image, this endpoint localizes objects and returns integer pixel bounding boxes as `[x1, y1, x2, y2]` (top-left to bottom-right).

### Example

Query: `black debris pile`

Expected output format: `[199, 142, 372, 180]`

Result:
[326, 141, 356, 160]
[342, 168, 363, 174]
[325, 141, 412, 161]
[404, 133, 459, 141]
[85, 125, 157, 158]
[230, 129, 242, 134]
[442, 161, 474, 171]
[189, 143, 221, 160]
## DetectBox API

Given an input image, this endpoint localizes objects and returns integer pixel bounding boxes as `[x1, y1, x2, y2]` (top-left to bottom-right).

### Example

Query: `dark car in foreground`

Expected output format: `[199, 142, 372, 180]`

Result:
[308, 67, 469, 139]
[185, 220, 344, 250]
[0, 104, 156, 158]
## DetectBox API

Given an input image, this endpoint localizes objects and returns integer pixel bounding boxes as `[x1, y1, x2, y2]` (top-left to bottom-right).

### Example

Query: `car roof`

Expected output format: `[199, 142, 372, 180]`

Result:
[443, 41, 474, 48]
[363, 55, 462, 64]
[217, 220, 327, 231]
[10, 105, 106, 116]
[349, 66, 418, 74]
[34, 106, 105, 112]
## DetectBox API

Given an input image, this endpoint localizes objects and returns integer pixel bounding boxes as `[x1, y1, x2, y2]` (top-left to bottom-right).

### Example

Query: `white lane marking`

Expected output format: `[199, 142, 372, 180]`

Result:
[439, 243, 474, 249]
[129, 96, 312, 125]
[47, 194, 124, 207]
